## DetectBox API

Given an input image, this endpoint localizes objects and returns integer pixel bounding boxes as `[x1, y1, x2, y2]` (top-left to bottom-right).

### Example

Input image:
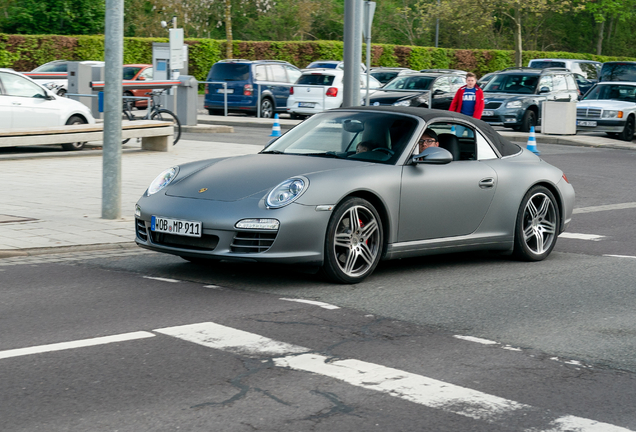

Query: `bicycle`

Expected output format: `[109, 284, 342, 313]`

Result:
[122, 88, 182, 145]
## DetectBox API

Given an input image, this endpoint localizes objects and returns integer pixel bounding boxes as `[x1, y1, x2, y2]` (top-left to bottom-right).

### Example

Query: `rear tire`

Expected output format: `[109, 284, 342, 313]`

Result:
[321, 197, 384, 284]
[61, 116, 87, 151]
[513, 186, 560, 261]
[259, 98, 274, 118]
[151, 109, 182, 145]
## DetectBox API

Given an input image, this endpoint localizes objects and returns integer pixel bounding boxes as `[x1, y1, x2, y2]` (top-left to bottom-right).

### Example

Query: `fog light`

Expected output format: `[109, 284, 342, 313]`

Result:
[504, 118, 517, 123]
[235, 219, 280, 230]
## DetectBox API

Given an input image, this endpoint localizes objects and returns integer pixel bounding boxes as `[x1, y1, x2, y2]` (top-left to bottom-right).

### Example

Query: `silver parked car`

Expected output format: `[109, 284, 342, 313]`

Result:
[576, 82, 636, 141]
[135, 107, 575, 284]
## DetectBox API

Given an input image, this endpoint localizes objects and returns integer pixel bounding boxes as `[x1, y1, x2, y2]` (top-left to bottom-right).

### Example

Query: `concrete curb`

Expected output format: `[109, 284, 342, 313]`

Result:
[0, 242, 138, 258]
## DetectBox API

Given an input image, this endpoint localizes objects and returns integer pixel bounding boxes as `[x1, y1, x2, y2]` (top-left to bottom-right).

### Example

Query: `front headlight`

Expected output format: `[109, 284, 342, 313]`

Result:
[266, 177, 308, 208]
[602, 110, 623, 118]
[147, 166, 178, 196]
[506, 100, 523, 108]
[393, 99, 412, 107]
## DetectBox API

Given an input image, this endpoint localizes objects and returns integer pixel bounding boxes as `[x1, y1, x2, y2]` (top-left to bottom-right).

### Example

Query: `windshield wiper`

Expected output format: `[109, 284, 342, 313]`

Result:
[260, 149, 285, 154]
[306, 151, 346, 159]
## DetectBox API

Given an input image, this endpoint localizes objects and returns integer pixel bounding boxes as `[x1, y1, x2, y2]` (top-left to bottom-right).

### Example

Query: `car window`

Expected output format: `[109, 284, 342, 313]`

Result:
[263, 111, 419, 165]
[384, 76, 434, 90]
[578, 63, 598, 79]
[476, 131, 498, 160]
[583, 84, 636, 102]
[140, 67, 153, 80]
[450, 75, 467, 90]
[553, 75, 568, 91]
[285, 65, 301, 83]
[432, 77, 451, 92]
[270, 65, 287, 82]
[538, 75, 553, 92]
[371, 72, 399, 84]
[566, 74, 578, 90]
[254, 65, 268, 81]
[297, 74, 336, 86]
[529, 60, 566, 69]
[123, 67, 142, 80]
[32, 63, 67, 73]
[0, 73, 47, 98]
[208, 63, 250, 81]
[600, 63, 636, 82]
[483, 74, 537, 94]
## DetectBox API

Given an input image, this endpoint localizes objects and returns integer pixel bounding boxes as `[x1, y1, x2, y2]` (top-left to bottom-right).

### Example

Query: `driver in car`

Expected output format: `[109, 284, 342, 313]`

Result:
[418, 130, 439, 153]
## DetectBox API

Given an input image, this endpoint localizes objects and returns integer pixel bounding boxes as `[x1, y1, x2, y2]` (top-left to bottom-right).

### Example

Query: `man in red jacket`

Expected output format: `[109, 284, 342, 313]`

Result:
[450, 72, 484, 121]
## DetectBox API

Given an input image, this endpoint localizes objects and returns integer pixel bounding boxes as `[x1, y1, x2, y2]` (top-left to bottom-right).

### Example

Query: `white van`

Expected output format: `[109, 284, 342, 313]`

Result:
[528, 59, 601, 80]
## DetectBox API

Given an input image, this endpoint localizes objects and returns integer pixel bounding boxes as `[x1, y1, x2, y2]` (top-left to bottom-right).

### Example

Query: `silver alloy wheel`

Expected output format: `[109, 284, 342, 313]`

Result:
[332, 205, 381, 278]
[260, 98, 273, 118]
[521, 192, 557, 255]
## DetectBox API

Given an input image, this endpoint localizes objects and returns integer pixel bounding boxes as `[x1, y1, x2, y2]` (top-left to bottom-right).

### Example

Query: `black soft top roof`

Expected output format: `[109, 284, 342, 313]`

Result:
[333, 106, 522, 157]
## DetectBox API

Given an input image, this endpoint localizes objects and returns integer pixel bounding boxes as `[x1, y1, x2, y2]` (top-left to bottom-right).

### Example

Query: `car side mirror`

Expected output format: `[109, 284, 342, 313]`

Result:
[539, 87, 550, 94]
[412, 147, 453, 165]
[138, 76, 146, 81]
[433, 89, 445, 95]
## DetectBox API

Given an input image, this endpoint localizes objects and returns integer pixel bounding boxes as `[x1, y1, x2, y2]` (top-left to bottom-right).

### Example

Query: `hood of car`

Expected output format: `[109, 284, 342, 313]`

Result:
[368, 91, 422, 105]
[165, 154, 363, 202]
[577, 99, 636, 110]
[483, 92, 535, 102]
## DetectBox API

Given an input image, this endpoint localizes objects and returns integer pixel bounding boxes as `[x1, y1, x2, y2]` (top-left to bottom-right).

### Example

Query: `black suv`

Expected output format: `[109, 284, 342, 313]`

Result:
[204, 59, 302, 117]
[365, 71, 466, 110]
[480, 67, 579, 132]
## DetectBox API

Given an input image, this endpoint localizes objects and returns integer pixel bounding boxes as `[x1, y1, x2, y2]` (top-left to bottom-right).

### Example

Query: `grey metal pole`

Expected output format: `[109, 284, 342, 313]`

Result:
[343, 0, 362, 107]
[102, 0, 124, 219]
[435, 0, 440, 48]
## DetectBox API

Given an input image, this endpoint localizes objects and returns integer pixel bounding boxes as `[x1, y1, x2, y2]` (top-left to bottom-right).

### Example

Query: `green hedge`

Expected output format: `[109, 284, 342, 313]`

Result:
[2, 33, 636, 79]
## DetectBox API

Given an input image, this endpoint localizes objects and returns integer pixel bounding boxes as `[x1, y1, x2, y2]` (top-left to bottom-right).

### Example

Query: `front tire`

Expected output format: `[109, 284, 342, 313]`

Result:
[519, 110, 536, 133]
[619, 116, 635, 141]
[151, 109, 182, 145]
[321, 197, 384, 284]
[513, 186, 560, 261]
[61, 116, 87, 151]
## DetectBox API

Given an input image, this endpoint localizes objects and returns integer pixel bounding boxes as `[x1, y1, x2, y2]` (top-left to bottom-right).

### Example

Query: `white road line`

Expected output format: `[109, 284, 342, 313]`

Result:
[143, 276, 181, 283]
[453, 335, 498, 345]
[154, 322, 633, 432]
[0, 331, 155, 360]
[573, 202, 636, 214]
[280, 298, 340, 310]
[559, 232, 605, 241]
[604, 254, 636, 259]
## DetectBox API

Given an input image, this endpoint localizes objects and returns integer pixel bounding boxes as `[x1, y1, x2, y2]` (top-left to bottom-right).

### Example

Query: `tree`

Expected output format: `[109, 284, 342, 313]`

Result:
[585, 0, 635, 55]
[2, 0, 105, 35]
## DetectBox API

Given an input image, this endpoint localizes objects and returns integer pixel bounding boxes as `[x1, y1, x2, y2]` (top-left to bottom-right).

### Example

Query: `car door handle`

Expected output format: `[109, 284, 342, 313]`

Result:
[479, 178, 495, 189]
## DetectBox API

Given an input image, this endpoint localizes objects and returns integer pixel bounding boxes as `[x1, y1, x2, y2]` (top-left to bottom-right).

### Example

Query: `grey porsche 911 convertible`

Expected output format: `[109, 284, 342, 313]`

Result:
[135, 106, 575, 284]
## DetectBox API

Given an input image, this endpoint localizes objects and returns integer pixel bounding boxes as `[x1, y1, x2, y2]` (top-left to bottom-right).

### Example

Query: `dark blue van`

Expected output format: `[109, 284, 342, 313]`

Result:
[204, 59, 302, 118]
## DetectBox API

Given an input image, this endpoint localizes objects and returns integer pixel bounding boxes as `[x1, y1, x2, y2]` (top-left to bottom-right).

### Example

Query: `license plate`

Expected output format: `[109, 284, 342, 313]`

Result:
[482, 110, 494, 116]
[217, 88, 234, 94]
[151, 216, 202, 237]
[577, 120, 597, 127]
[299, 102, 315, 108]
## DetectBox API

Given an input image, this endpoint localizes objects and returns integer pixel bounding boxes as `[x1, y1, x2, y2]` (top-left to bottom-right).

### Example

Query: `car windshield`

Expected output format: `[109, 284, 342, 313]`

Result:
[262, 111, 419, 165]
[308, 63, 338, 69]
[371, 72, 399, 84]
[383, 76, 434, 90]
[296, 74, 336, 85]
[529, 61, 566, 69]
[32, 63, 67, 72]
[600, 63, 636, 82]
[208, 63, 250, 81]
[583, 84, 636, 102]
[483, 74, 538, 94]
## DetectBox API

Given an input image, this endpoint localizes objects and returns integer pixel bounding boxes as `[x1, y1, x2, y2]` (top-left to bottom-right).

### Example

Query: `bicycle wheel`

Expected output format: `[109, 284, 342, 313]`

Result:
[122, 109, 134, 145]
[151, 109, 181, 145]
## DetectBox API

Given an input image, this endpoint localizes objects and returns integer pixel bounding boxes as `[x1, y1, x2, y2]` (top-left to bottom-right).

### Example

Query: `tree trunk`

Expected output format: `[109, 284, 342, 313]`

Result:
[514, 6, 522, 67]
[225, 0, 233, 59]
[596, 19, 604, 55]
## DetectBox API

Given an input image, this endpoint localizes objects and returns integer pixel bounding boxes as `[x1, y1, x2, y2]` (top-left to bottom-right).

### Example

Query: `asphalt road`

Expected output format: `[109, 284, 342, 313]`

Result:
[1, 130, 636, 431]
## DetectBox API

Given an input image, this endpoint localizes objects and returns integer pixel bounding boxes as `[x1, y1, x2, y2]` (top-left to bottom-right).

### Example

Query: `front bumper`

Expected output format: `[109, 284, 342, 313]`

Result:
[575, 118, 626, 133]
[481, 107, 524, 127]
[135, 194, 331, 265]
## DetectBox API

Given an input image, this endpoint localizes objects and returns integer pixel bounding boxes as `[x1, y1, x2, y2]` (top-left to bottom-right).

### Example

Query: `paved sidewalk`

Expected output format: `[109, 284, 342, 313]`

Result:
[1, 114, 635, 257]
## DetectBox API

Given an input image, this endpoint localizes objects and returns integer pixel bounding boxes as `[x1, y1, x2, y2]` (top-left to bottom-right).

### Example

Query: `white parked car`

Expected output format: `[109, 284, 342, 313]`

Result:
[576, 81, 636, 141]
[286, 69, 382, 118]
[0, 68, 96, 150]
[29, 60, 104, 96]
